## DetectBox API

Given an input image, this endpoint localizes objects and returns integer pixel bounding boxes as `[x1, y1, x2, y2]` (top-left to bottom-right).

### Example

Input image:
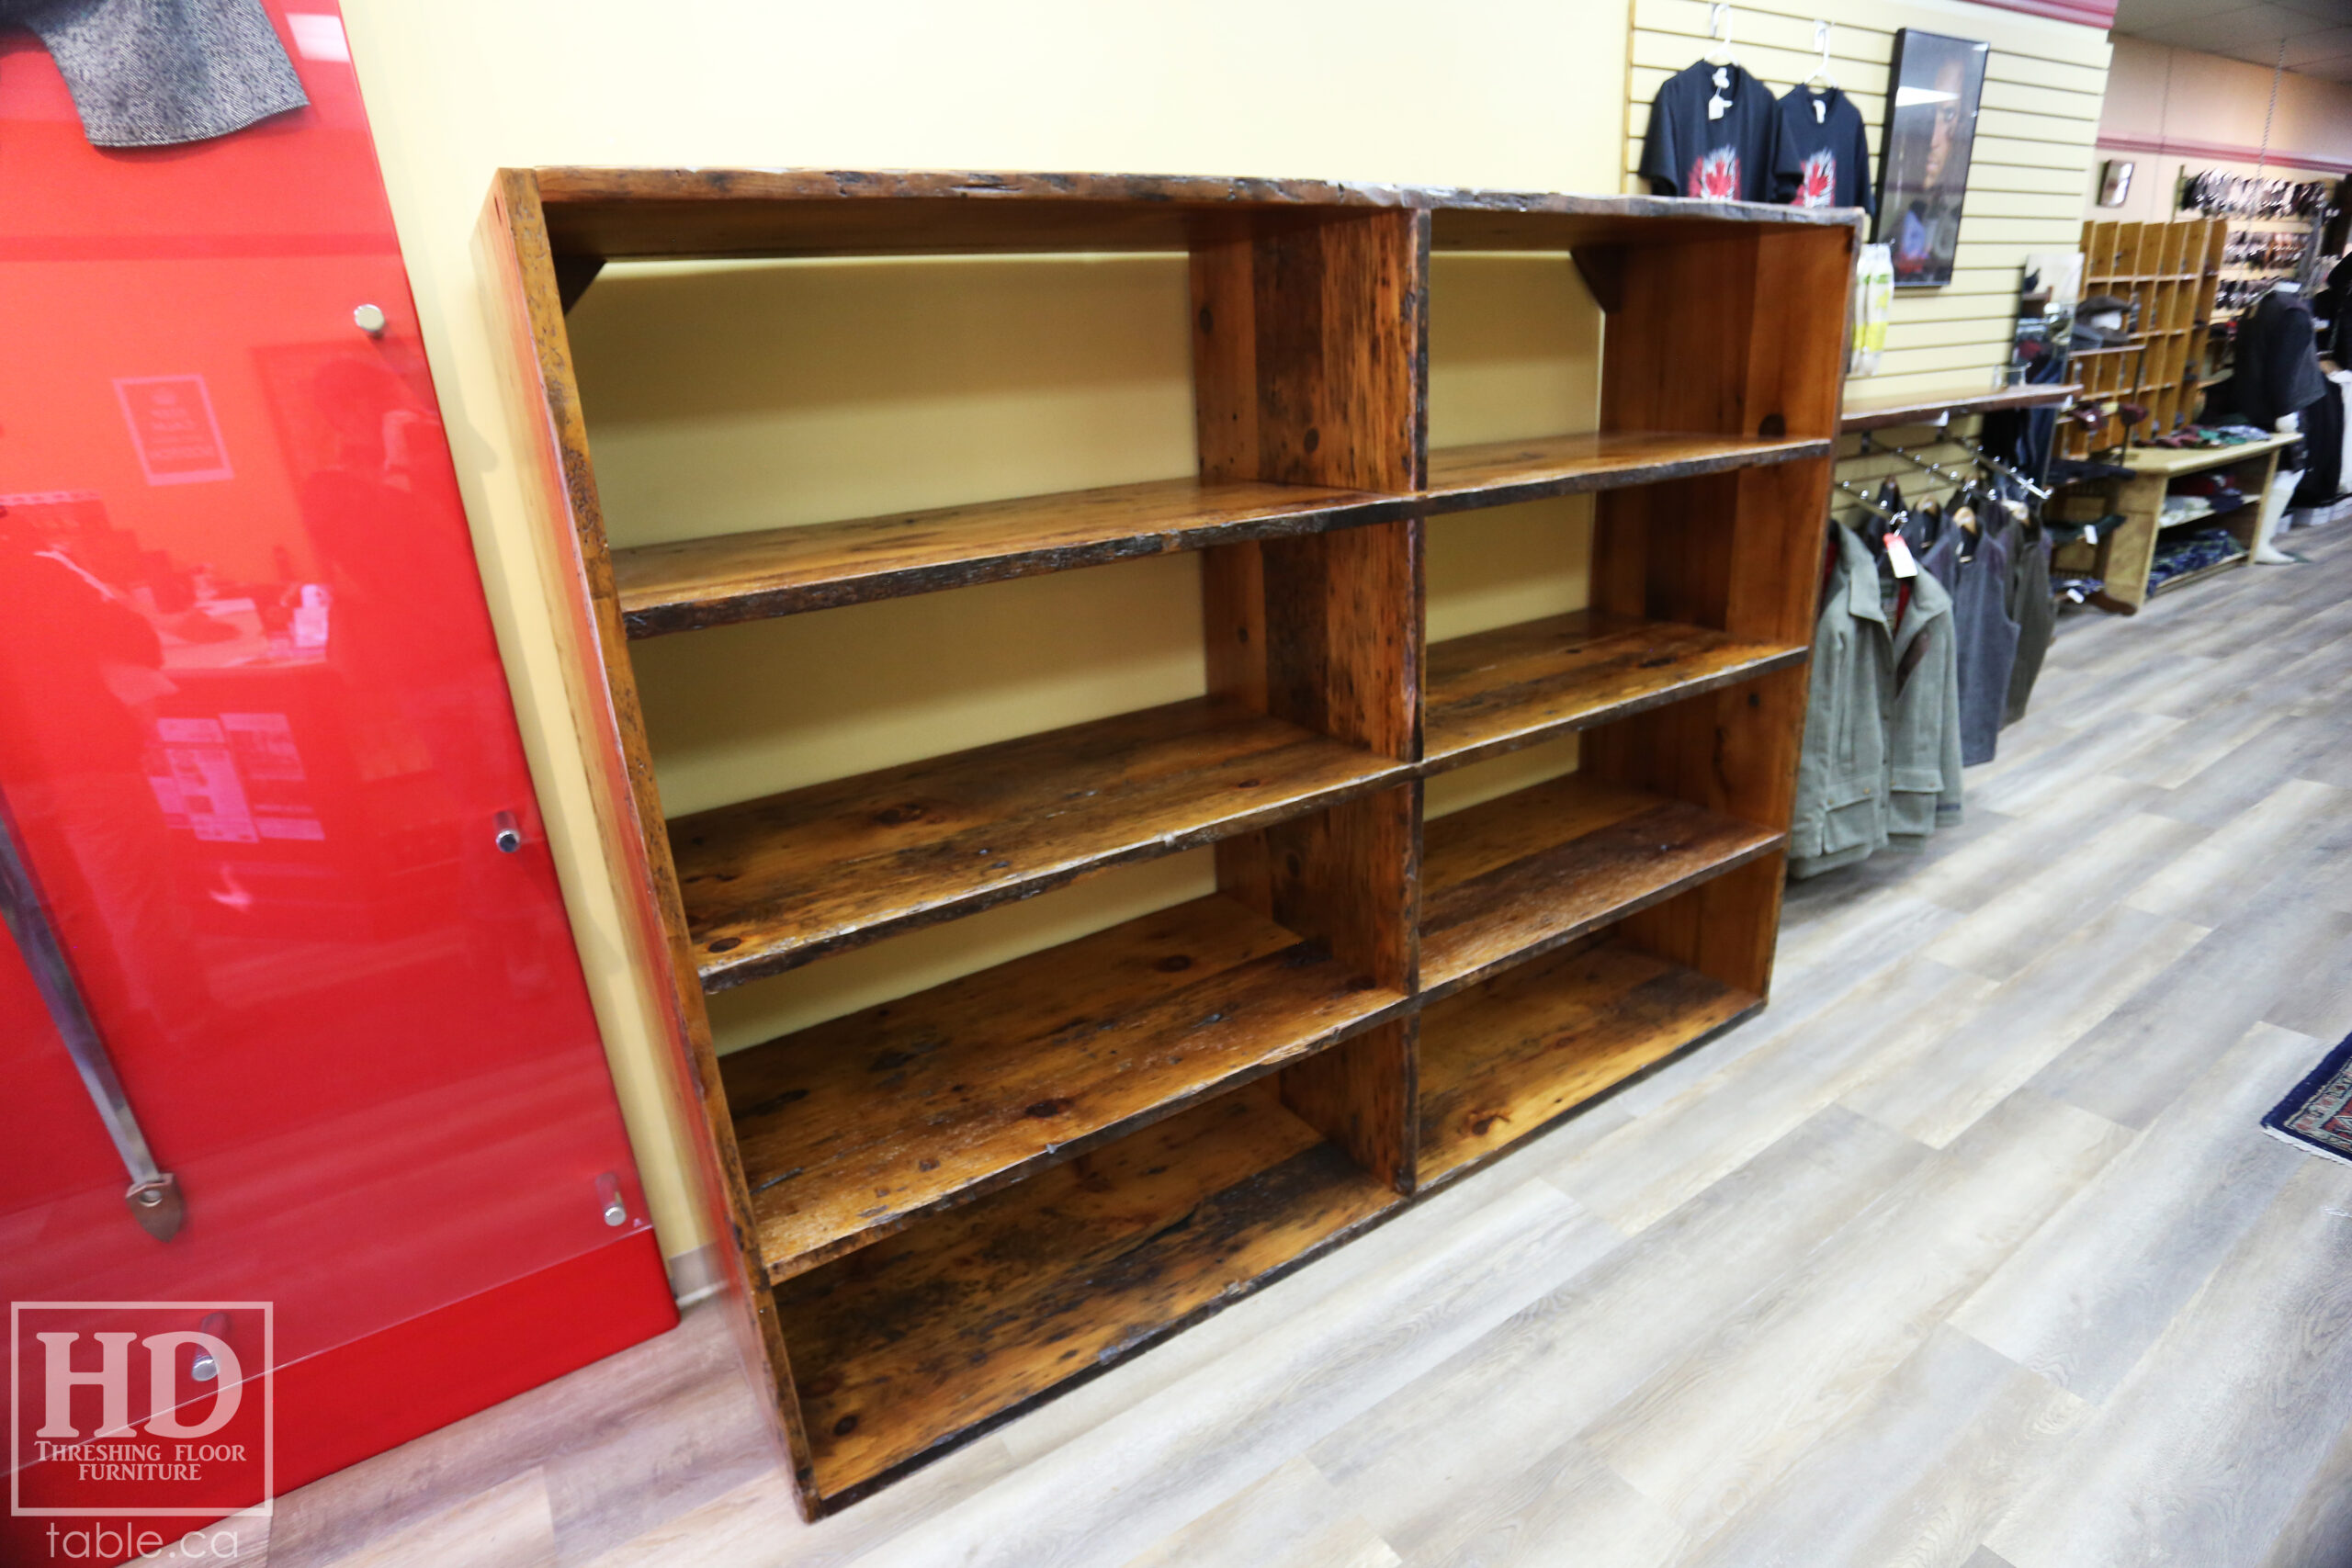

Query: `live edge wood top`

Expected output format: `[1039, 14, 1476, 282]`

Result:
[525, 167, 1859, 262]
[723, 893, 1408, 1283]
[774, 1077, 1397, 1501]
[613, 433, 1827, 637]
[1424, 611, 1808, 772]
[1421, 431, 1830, 512]
[670, 697, 1399, 990]
[1838, 382, 2081, 433]
[613, 477, 1409, 636]
[1419, 774, 1783, 998]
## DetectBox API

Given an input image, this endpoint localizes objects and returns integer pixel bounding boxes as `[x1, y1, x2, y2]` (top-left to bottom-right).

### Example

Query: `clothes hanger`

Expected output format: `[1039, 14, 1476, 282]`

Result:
[1805, 20, 1838, 90]
[1705, 3, 1739, 68]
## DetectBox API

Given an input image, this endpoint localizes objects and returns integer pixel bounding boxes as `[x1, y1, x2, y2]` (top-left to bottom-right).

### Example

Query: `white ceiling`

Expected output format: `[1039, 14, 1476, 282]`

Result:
[2114, 0, 2352, 84]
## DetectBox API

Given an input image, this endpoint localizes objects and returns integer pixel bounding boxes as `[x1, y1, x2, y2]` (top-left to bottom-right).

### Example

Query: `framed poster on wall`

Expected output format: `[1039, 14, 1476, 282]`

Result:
[1872, 29, 1990, 288]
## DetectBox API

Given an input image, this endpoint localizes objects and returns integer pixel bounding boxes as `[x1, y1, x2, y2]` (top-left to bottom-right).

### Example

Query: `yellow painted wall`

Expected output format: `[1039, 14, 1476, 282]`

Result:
[336, 0, 2109, 1269]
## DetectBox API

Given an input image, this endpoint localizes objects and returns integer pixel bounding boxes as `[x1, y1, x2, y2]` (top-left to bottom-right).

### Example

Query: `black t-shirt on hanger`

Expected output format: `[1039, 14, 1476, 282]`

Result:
[1774, 85, 1874, 215]
[1639, 59, 1781, 203]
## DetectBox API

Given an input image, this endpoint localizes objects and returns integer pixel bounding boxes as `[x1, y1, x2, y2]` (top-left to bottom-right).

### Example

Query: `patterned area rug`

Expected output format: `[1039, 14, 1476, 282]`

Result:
[2263, 1033, 2352, 1166]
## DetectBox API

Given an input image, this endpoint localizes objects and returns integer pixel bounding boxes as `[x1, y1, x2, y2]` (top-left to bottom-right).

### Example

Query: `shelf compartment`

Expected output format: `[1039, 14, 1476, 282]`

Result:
[774, 1076, 1399, 1503]
[1421, 430, 1827, 514]
[723, 893, 1410, 1281]
[1423, 611, 1806, 773]
[1418, 937, 1759, 1183]
[613, 477, 1414, 636]
[673, 697, 1402, 990]
[1419, 773, 1782, 998]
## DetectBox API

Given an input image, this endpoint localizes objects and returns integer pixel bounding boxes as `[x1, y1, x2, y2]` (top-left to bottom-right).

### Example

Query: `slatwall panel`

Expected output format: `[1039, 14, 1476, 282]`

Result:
[1625, 0, 2113, 407]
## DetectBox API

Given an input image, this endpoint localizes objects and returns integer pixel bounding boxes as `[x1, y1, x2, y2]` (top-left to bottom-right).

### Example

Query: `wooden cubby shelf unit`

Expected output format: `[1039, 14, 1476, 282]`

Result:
[481, 167, 1854, 1518]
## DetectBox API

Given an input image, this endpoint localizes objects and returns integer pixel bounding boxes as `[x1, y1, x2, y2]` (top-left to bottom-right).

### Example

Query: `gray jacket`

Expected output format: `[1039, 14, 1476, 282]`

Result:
[1790, 523, 1964, 878]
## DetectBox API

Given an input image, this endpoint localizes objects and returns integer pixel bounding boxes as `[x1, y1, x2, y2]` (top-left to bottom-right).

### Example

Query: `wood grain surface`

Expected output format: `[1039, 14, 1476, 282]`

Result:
[1423, 431, 1828, 514]
[524, 166, 1854, 264]
[1419, 773, 1783, 997]
[612, 478, 1413, 636]
[720, 894, 1410, 1281]
[773, 1078, 1399, 1502]
[1417, 938, 1757, 1182]
[671, 698, 1402, 990]
[1423, 611, 1808, 773]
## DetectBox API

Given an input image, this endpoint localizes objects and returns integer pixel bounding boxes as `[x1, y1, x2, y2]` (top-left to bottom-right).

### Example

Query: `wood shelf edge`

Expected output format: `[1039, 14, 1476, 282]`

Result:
[1417, 987, 1764, 1195]
[1423, 432, 1833, 515]
[1838, 383, 2080, 432]
[746, 985, 1418, 1285]
[798, 1183, 1410, 1515]
[1418, 827, 1786, 1003]
[1419, 631, 1810, 778]
[615, 480, 1419, 637]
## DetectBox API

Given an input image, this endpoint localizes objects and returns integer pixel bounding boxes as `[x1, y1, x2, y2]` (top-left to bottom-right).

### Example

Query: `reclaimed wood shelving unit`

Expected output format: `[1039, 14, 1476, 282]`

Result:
[480, 168, 1854, 1519]
[2067, 217, 2224, 457]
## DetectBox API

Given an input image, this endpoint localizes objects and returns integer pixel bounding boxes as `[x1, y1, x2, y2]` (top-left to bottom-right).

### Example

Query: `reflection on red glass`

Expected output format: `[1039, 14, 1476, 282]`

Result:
[0, 1, 673, 1544]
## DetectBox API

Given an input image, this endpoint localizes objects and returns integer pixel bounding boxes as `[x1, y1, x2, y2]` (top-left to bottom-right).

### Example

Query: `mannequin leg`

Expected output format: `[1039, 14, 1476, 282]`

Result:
[2254, 465, 2306, 564]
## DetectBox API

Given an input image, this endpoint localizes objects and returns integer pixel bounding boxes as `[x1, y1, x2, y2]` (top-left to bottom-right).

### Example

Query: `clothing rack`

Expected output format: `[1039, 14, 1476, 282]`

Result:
[1962, 440, 2053, 502]
[1855, 430, 2052, 504]
[1832, 477, 1897, 521]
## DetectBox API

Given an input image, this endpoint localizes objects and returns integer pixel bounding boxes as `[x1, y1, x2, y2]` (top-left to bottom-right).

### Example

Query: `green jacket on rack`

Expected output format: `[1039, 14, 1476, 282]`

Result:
[1791, 522, 1965, 879]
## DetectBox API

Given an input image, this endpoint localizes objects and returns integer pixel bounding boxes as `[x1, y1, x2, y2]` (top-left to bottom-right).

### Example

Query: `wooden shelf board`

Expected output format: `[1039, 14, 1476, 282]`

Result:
[724, 893, 1410, 1282]
[1419, 773, 1784, 998]
[775, 1077, 1400, 1503]
[1422, 611, 1806, 773]
[614, 477, 1412, 636]
[526, 168, 1854, 262]
[2149, 550, 2250, 595]
[1419, 938, 1758, 1184]
[1422, 431, 1827, 513]
[673, 697, 1402, 990]
[1838, 383, 2079, 432]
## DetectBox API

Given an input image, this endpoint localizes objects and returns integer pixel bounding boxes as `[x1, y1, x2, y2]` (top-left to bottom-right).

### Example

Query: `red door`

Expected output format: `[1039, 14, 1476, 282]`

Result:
[0, 6, 675, 1560]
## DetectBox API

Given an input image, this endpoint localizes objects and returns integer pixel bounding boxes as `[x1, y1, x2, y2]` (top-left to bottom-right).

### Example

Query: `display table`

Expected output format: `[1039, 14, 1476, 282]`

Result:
[2057, 432, 2300, 610]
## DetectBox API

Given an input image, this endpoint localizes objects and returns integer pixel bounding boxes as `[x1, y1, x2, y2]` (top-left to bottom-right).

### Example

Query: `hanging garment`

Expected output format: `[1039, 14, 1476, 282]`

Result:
[2294, 376, 2344, 505]
[2234, 288, 2330, 433]
[2335, 370, 2352, 499]
[2004, 508, 2054, 725]
[0, 0, 306, 147]
[1773, 85, 1874, 214]
[1638, 60, 1781, 202]
[1918, 522, 2019, 766]
[1791, 524, 1963, 878]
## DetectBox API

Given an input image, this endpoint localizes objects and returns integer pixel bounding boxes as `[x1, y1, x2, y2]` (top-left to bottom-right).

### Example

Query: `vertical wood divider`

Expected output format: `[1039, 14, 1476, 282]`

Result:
[475, 171, 821, 1517]
[1585, 221, 1858, 998]
[1191, 208, 1429, 1190]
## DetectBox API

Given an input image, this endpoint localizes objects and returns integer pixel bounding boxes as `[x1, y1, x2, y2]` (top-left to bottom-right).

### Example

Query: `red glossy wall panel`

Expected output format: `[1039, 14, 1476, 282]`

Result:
[0, 4, 676, 1556]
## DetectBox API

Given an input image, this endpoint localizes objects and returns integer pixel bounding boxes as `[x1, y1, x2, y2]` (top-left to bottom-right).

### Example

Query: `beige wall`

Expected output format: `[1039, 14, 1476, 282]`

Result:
[337, 0, 2109, 1269]
[2089, 34, 2352, 220]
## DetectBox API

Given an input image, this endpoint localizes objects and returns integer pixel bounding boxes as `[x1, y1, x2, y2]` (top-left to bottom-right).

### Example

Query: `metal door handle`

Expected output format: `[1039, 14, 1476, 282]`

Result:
[0, 790, 183, 1240]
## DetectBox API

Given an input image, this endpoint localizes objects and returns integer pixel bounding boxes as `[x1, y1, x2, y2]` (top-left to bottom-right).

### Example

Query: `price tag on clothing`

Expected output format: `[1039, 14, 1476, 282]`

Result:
[1708, 93, 1728, 119]
[1815, 98, 1827, 124]
[1883, 531, 1919, 578]
[2084, 523, 2098, 546]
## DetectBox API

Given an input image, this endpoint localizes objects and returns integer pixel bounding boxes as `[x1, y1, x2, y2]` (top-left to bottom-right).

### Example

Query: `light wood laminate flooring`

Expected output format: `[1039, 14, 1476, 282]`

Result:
[156, 525, 2352, 1568]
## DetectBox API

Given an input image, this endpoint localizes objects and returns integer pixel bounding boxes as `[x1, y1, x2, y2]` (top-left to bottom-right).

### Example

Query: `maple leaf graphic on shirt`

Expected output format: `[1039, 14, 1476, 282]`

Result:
[1687, 147, 1742, 200]
[1797, 149, 1836, 208]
